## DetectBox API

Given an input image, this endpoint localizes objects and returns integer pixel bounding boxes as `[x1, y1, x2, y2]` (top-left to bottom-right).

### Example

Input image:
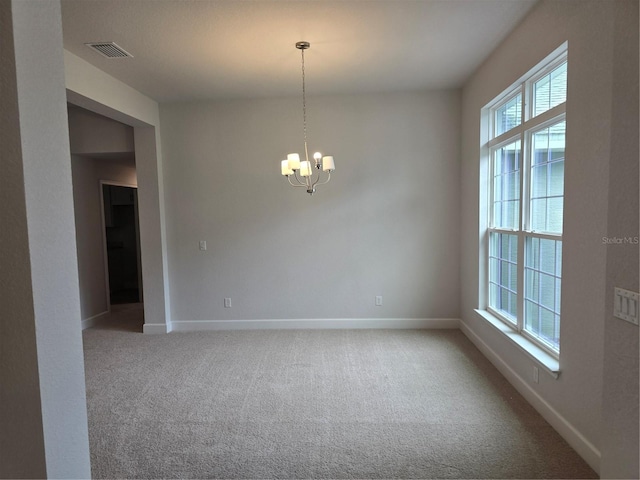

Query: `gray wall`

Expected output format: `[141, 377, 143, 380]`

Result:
[601, 1, 640, 477]
[71, 155, 137, 321]
[0, 2, 46, 475]
[460, 0, 638, 474]
[160, 91, 461, 324]
[68, 105, 135, 155]
[0, 0, 91, 477]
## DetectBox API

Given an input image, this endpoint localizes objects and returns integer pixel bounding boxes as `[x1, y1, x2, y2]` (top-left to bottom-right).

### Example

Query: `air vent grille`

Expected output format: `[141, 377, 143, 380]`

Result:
[85, 42, 133, 59]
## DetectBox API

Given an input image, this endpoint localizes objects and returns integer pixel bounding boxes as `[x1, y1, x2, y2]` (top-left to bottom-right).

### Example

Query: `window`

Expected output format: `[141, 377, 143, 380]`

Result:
[483, 49, 567, 356]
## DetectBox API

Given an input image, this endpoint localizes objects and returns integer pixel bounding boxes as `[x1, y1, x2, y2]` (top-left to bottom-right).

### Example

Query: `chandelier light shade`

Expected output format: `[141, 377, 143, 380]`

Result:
[280, 41, 335, 195]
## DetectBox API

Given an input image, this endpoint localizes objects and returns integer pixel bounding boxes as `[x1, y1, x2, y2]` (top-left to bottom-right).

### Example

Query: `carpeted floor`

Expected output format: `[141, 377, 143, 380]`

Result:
[83, 305, 597, 479]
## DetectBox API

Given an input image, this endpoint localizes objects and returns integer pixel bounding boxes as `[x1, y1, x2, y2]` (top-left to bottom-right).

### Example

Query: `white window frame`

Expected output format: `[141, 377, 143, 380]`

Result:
[482, 46, 567, 359]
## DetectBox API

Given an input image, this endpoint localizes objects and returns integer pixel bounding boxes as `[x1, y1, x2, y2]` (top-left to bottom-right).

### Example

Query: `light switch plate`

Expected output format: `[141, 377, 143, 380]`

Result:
[614, 287, 639, 325]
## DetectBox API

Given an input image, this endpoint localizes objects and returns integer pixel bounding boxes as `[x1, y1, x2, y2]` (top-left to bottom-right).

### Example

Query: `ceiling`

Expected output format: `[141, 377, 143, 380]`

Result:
[61, 0, 537, 103]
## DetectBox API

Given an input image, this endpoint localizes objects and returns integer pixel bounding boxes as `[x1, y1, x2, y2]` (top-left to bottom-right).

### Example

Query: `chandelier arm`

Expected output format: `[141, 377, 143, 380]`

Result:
[287, 175, 308, 188]
[288, 171, 307, 186]
[293, 169, 311, 189]
[310, 169, 322, 189]
[313, 171, 331, 188]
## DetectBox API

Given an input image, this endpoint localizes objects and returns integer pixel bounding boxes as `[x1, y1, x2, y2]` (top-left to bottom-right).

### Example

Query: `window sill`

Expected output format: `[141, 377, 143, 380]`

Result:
[474, 309, 560, 379]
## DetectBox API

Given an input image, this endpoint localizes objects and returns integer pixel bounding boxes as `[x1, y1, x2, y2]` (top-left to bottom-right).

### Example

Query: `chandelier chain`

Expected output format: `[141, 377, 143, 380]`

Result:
[301, 47, 309, 163]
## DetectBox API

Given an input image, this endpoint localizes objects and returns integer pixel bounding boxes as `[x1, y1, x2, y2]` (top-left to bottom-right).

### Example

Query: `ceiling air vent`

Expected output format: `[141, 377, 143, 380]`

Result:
[85, 42, 133, 59]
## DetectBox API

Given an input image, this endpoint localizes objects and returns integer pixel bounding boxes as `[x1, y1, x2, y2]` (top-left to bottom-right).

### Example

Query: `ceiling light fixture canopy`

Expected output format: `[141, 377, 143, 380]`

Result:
[280, 41, 334, 195]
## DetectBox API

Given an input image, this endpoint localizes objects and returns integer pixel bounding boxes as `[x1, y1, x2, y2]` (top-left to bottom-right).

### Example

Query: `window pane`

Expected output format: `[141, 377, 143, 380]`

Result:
[528, 237, 539, 269]
[509, 234, 518, 262]
[493, 202, 502, 227]
[540, 273, 555, 309]
[489, 283, 498, 308]
[529, 121, 565, 233]
[503, 201, 518, 228]
[525, 301, 540, 333]
[491, 141, 521, 229]
[531, 165, 547, 197]
[533, 62, 567, 117]
[549, 161, 564, 196]
[495, 94, 522, 136]
[525, 269, 539, 299]
[533, 125, 549, 165]
[539, 239, 556, 274]
[506, 171, 519, 199]
[489, 232, 518, 322]
[547, 197, 564, 232]
[525, 237, 562, 351]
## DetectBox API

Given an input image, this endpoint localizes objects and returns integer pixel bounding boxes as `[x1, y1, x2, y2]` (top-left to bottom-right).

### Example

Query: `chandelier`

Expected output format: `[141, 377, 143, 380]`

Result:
[280, 41, 335, 195]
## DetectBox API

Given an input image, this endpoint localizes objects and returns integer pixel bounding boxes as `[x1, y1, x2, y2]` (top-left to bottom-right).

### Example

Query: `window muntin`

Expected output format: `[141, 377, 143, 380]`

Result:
[484, 52, 566, 356]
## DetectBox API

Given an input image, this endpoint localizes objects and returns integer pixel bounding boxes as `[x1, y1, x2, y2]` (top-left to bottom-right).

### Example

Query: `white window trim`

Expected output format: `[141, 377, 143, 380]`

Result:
[479, 44, 568, 371]
[474, 309, 560, 377]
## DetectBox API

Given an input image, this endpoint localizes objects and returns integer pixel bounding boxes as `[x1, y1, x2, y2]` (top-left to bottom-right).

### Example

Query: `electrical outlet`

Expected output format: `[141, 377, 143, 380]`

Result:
[224, 298, 232, 308]
[533, 366, 539, 384]
[199, 240, 207, 251]
[375, 295, 383, 306]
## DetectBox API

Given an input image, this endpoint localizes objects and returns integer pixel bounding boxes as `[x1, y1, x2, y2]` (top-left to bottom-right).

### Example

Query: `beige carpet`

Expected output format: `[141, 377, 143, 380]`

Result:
[83, 305, 596, 479]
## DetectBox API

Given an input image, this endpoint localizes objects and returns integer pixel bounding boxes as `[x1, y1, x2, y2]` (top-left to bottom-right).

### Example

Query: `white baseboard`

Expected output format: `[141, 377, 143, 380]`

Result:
[143, 322, 172, 334]
[81, 310, 109, 330]
[460, 321, 601, 474]
[170, 318, 460, 332]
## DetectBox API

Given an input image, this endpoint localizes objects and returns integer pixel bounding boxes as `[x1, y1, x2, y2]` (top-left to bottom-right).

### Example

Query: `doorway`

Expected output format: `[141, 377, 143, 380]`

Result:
[101, 182, 143, 306]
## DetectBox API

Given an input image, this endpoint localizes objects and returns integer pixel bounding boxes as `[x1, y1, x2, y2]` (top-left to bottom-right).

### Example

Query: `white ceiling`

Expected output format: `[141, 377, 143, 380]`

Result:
[61, 0, 537, 103]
